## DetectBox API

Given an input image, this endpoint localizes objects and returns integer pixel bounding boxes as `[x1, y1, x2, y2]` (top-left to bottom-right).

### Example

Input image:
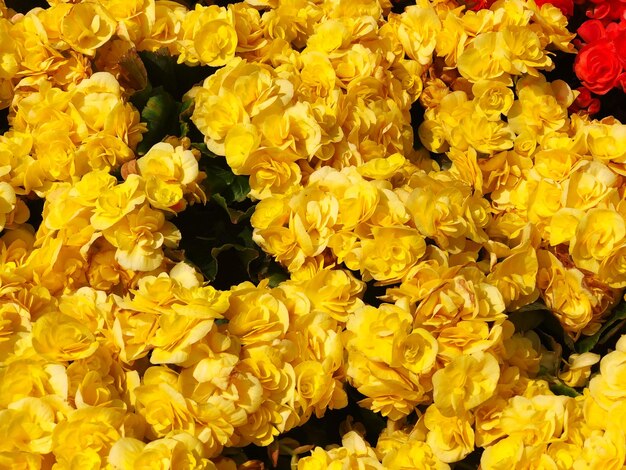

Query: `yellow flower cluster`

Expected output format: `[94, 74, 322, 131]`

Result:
[1, 252, 365, 465]
[1, 0, 626, 467]
[189, 0, 438, 201]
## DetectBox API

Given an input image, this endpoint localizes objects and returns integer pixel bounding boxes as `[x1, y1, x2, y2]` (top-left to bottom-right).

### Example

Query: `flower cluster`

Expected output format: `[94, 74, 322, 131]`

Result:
[574, 18, 626, 95]
[1, 0, 626, 468]
[189, 0, 439, 200]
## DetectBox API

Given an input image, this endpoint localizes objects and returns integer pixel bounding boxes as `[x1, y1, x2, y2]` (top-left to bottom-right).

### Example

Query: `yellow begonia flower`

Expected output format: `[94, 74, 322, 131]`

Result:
[537, 250, 597, 335]
[570, 208, 626, 274]
[91, 175, 145, 231]
[226, 284, 289, 345]
[558, 352, 600, 388]
[137, 142, 199, 210]
[480, 435, 524, 470]
[110, 434, 218, 470]
[32, 313, 98, 362]
[52, 407, 126, 467]
[177, 5, 237, 66]
[0, 181, 16, 231]
[424, 405, 475, 463]
[433, 351, 500, 417]
[61, 2, 117, 56]
[390, 5, 441, 66]
[298, 431, 383, 470]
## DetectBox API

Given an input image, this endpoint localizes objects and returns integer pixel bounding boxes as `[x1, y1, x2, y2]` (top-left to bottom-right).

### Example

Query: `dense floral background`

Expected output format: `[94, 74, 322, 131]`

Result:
[0, 0, 626, 468]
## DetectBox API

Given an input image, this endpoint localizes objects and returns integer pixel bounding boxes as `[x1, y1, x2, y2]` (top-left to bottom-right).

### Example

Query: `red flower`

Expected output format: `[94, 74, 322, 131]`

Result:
[578, 19, 607, 43]
[585, 0, 626, 23]
[574, 39, 622, 94]
[606, 20, 626, 69]
[535, 0, 574, 16]
[569, 86, 601, 115]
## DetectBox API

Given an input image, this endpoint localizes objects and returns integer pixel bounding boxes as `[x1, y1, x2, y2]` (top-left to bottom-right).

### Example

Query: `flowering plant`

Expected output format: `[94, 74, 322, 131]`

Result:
[0, 0, 625, 468]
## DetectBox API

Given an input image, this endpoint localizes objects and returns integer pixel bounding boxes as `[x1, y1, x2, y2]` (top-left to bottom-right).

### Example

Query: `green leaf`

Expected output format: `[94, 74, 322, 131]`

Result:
[138, 50, 177, 86]
[576, 301, 626, 353]
[211, 193, 255, 224]
[137, 88, 179, 155]
[229, 175, 251, 202]
[539, 312, 576, 352]
[192, 143, 218, 158]
[178, 98, 195, 137]
[263, 261, 290, 287]
[508, 308, 547, 333]
[201, 158, 250, 203]
[204, 243, 260, 284]
[549, 380, 580, 398]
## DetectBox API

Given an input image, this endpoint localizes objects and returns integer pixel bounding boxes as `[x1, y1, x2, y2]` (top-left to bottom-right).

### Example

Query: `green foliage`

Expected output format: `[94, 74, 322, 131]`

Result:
[136, 88, 179, 155]
[577, 302, 626, 353]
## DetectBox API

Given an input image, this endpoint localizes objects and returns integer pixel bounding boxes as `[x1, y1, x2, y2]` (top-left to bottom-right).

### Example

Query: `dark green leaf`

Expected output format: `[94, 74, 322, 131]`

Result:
[539, 312, 576, 352]
[267, 269, 290, 288]
[211, 193, 255, 224]
[129, 82, 154, 110]
[549, 380, 581, 398]
[192, 143, 218, 158]
[202, 157, 250, 203]
[229, 174, 251, 202]
[204, 243, 260, 285]
[138, 49, 216, 101]
[508, 308, 547, 333]
[576, 301, 626, 353]
[138, 50, 177, 88]
[137, 89, 179, 155]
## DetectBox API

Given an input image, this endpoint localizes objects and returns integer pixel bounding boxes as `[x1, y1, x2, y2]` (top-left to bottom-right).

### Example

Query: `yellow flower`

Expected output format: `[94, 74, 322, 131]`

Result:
[286, 268, 364, 322]
[77, 133, 135, 173]
[192, 89, 248, 155]
[104, 203, 181, 272]
[499, 394, 573, 446]
[473, 80, 515, 121]
[346, 304, 412, 365]
[52, 407, 127, 468]
[487, 243, 539, 310]
[391, 327, 438, 375]
[137, 142, 199, 210]
[424, 405, 475, 463]
[480, 435, 525, 470]
[245, 148, 302, 200]
[537, 250, 597, 335]
[32, 312, 98, 362]
[109, 434, 217, 470]
[507, 75, 572, 136]
[295, 360, 334, 415]
[91, 174, 145, 230]
[354, 226, 426, 284]
[61, 3, 117, 56]
[389, 5, 441, 66]
[226, 283, 289, 345]
[586, 122, 626, 163]
[576, 426, 626, 470]
[457, 33, 510, 83]
[381, 436, 450, 469]
[0, 181, 16, 231]
[298, 431, 383, 470]
[193, 18, 237, 67]
[590, 342, 626, 408]
[562, 160, 619, 211]
[570, 208, 626, 274]
[432, 351, 500, 417]
[599, 242, 626, 288]
[135, 368, 196, 439]
[558, 352, 600, 388]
